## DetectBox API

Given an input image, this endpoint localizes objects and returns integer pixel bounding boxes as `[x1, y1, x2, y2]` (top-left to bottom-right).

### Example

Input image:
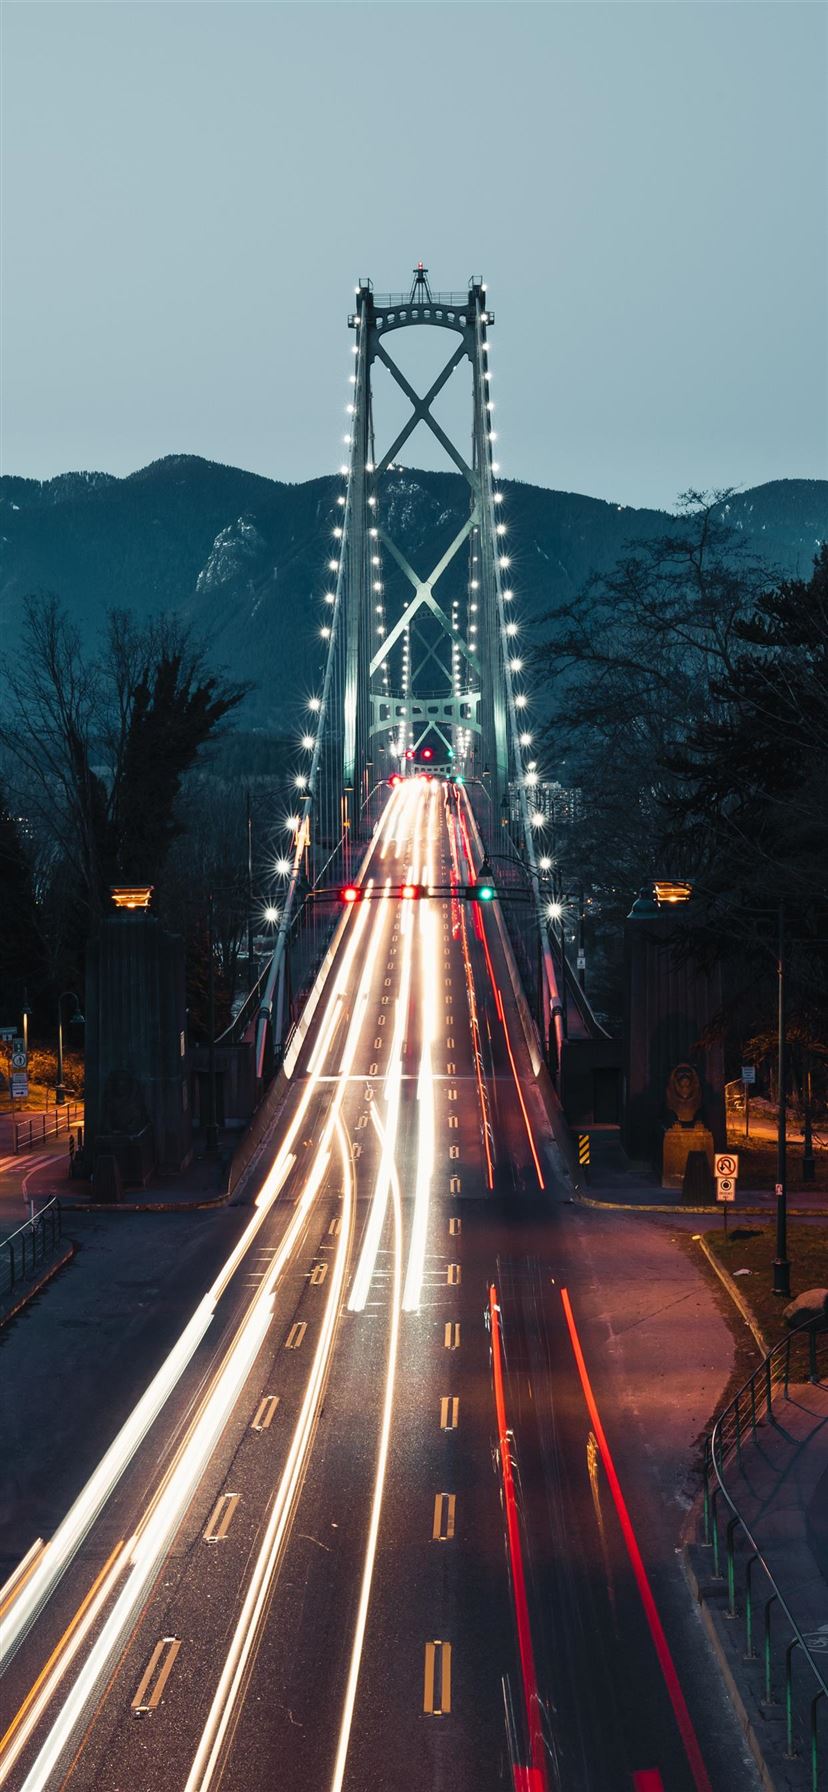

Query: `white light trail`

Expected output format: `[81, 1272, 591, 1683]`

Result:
[402, 790, 438, 1310]
[183, 1120, 355, 1792]
[329, 1105, 402, 1792]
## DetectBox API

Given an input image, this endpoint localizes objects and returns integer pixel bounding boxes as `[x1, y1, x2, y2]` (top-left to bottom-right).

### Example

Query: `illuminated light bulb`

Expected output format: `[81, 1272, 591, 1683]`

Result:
[510, 658, 523, 672]
[505, 621, 518, 635]
[373, 581, 383, 592]
[337, 495, 346, 506]
[263, 905, 279, 923]
[294, 774, 308, 789]
[343, 435, 352, 444]
[492, 461, 500, 473]
[470, 603, 478, 612]
[309, 697, 321, 711]
[285, 815, 300, 832]
[369, 526, 378, 536]
[325, 593, 335, 605]
[372, 555, 380, 565]
[339, 464, 348, 476]
[496, 523, 506, 535]
[346, 405, 355, 415]
[301, 734, 315, 750]
[328, 560, 339, 572]
[530, 810, 544, 828]
[494, 492, 503, 502]
[547, 900, 562, 920]
[320, 626, 331, 638]
[486, 402, 495, 412]
[499, 556, 510, 569]
[349, 374, 356, 384]
[503, 588, 514, 600]
[375, 605, 383, 614]
[368, 498, 377, 509]
[333, 527, 343, 539]
[539, 856, 552, 872]
[525, 769, 537, 785]
[366, 461, 374, 472]
[519, 731, 532, 746]
[515, 693, 527, 708]
[489, 432, 498, 442]
[470, 579, 479, 590]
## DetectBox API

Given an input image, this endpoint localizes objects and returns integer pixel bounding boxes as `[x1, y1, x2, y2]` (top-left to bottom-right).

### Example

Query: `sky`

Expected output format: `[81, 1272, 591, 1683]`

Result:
[1, 0, 826, 511]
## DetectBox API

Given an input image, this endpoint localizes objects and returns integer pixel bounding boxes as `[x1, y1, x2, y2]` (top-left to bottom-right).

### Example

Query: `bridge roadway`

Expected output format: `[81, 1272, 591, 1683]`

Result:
[0, 778, 754, 1792]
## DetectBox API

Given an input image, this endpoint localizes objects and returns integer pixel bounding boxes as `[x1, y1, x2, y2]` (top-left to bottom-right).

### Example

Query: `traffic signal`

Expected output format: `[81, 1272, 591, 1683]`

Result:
[339, 885, 361, 904]
[466, 880, 495, 902]
[398, 883, 422, 900]
[388, 773, 402, 787]
[421, 747, 433, 761]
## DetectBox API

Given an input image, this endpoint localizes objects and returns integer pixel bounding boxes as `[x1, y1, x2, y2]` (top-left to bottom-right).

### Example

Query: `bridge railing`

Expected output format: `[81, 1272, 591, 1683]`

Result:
[1, 1198, 63, 1300]
[700, 1318, 828, 1783]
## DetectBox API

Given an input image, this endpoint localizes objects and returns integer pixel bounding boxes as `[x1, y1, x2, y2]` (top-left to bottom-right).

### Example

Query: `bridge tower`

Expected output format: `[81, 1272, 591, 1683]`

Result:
[256, 269, 559, 1075]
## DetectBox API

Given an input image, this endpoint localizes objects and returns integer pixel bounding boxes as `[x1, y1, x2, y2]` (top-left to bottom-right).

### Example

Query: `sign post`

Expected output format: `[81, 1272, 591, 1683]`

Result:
[715, 1153, 739, 1237]
[741, 1065, 756, 1138]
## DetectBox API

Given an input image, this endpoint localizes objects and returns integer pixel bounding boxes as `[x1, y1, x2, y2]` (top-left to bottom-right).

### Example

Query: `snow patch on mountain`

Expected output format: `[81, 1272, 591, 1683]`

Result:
[196, 515, 266, 595]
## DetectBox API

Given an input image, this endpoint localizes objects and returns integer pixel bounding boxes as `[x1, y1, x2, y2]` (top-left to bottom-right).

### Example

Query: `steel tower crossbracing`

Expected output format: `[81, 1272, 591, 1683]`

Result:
[255, 270, 563, 1078]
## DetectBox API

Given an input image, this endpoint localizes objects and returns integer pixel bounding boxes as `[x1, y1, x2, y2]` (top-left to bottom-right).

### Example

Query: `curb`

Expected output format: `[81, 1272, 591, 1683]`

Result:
[573, 1186, 828, 1219]
[681, 1543, 778, 1792]
[693, 1232, 770, 1355]
[0, 1240, 78, 1331]
[63, 1189, 233, 1215]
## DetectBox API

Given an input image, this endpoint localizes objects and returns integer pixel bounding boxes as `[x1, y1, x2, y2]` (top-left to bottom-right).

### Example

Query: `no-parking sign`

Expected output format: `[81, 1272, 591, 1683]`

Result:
[716, 1177, 736, 1203]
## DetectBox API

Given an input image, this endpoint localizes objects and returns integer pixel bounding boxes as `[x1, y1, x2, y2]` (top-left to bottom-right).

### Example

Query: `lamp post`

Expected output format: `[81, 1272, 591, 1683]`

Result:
[56, 992, 83, 1106]
[648, 879, 791, 1299]
[773, 899, 790, 1297]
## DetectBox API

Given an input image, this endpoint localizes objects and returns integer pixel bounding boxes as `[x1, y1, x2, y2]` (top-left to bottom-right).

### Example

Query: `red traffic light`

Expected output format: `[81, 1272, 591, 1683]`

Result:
[421, 747, 433, 760]
[388, 773, 402, 787]
[399, 882, 421, 900]
[405, 749, 415, 760]
[340, 885, 361, 904]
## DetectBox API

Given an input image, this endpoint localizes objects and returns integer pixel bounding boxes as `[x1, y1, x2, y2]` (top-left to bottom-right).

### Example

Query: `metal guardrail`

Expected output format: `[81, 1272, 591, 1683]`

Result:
[701, 1319, 828, 1787]
[13, 1102, 82, 1154]
[1, 1198, 63, 1299]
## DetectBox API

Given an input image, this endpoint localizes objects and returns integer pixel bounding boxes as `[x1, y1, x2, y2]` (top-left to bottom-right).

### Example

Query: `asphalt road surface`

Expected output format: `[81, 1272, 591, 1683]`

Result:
[0, 780, 758, 1792]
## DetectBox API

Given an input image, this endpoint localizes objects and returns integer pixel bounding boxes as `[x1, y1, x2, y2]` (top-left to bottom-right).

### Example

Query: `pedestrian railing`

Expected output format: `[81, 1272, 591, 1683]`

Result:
[700, 1319, 828, 1788]
[13, 1102, 82, 1154]
[1, 1199, 63, 1300]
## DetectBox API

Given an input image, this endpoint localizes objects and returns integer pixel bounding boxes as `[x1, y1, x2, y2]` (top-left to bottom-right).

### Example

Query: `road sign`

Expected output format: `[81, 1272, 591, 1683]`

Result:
[576, 953, 586, 971]
[741, 1065, 756, 1085]
[715, 1153, 739, 1179]
[716, 1177, 736, 1202]
[0, 1027, 15, 1041]
[11, 1073, 29, 1099]
[10, 1049, 27, 1071]
[775, 1182, 784, 1198]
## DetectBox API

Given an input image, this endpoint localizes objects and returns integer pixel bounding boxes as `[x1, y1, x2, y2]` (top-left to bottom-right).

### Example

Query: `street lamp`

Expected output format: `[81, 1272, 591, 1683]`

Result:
[650, 880, 791, 1299]
[56, 992, 84, 1106]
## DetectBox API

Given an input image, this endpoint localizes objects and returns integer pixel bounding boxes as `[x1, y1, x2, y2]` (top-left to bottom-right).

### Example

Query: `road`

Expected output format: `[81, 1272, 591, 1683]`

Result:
[0, 778, 758, 1791]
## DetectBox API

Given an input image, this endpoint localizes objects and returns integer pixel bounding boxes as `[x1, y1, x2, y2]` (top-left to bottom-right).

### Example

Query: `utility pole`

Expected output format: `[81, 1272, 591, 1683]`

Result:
[577, 885, 586, 990]
[773, 897, 790, 1297]
[206, 892, 219, 1153]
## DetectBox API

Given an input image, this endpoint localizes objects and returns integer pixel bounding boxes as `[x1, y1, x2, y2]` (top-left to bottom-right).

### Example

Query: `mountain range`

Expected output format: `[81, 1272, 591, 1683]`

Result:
[2, 456, 826, 727]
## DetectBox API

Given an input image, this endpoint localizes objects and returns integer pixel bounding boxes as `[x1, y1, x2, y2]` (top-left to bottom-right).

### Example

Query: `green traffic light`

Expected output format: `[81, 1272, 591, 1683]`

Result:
[476, 884, 495, 901]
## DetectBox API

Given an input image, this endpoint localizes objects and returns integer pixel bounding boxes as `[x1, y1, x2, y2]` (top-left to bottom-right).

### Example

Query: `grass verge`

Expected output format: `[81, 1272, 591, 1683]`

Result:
[704, 1223, 828, 1347]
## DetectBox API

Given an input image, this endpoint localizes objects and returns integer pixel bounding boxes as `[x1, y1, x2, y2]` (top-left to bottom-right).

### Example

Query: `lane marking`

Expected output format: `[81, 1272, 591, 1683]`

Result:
[560, 1289, 713, 1792]
[310, 1263, 328, 1285]
[447, 1264, 461, 1285]
[251, 1396, 279, 1432]
[448, 1115, 458, 1129]
[432, 1494, 456, 1541]
[440, 1396, 459, 1430]
[449, 1217, 461, 1236]
[449, 1176, 461, 1194]
[449, 1145, 460, 1160]
[489, 1285, 548, 1790]
[444, 1322, 461, 1349]
[285, 1322, 307, 1350]
[203, 1494, 239, 1544]
[131, 1636, 181, 1713]
[423, 1640, 452, 1715]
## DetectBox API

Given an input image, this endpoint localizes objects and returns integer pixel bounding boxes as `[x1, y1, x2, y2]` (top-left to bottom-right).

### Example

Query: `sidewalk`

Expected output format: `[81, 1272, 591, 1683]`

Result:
[576, 1129, 828, 1215]
[722, 1378, 828, 1643]
[0, 1129, 236, 1220]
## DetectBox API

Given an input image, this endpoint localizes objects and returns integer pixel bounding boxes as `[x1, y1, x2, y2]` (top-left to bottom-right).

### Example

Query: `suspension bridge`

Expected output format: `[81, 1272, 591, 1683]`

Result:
[248, 265, 603, 1097]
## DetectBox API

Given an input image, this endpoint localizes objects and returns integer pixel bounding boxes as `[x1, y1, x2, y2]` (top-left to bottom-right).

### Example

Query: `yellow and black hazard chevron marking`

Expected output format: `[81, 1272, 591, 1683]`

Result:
[578, 1134, 590, 1167]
